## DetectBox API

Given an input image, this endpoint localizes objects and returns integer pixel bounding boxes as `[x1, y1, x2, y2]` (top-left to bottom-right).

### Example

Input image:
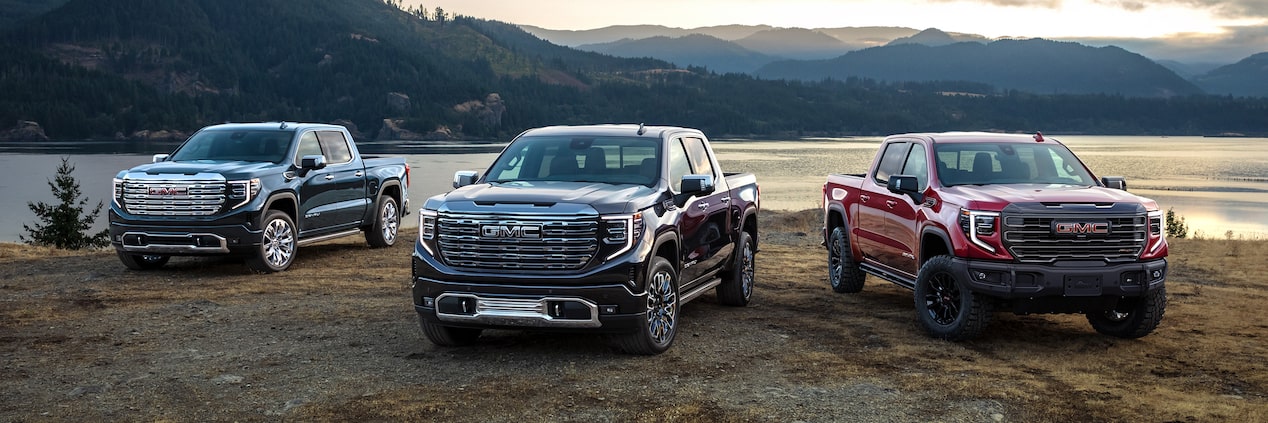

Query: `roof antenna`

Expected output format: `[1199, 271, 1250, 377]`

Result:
[279, 122, 288, 130]
[637, 123, 646, 135]
[1033, 131, 1044, 142]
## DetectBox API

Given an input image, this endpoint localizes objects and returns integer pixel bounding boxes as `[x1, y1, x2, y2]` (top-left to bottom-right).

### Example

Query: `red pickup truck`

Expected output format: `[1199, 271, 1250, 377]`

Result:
[823, 132, 1168, 340]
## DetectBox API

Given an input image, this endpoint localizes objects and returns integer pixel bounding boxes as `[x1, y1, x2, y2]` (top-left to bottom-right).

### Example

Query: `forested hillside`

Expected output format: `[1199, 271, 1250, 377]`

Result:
[0, 0, 1266, 140]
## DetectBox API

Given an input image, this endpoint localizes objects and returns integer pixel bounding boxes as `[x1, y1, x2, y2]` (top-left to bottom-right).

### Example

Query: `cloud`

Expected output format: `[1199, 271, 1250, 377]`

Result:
[1072, 25, 1268, 62]
[930, 0, 1063, 7]
[1093, 0, 1146, 11]
[1099, 0, 1268, 18]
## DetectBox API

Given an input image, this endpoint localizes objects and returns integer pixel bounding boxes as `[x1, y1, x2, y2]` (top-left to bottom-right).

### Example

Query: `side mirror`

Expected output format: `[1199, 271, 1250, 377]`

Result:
[297, 155, 326, 177]
[887, 175, 924, 203]
[1102, 176, 1127, 191]
[453, 170, 479, 188]
[680, 174, 715, 195]
[152, 154, 169, 163]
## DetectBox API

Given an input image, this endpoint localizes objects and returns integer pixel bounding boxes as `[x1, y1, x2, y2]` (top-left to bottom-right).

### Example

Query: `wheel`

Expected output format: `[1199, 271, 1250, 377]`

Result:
[419, 316, 482, 346]
[716, 231, 755, 306]
[913, 255, 992, 341]
[827, 226, 865, 293]
[614, 256, 679, 355]
[247, 210, 296, 273]
[365, 195, 399, 248]
[1087, 288, 1166, 339]
[116, 250, 170, 270]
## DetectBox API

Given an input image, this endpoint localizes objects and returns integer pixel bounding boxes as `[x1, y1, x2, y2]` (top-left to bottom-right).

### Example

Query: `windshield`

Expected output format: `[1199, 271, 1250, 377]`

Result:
[169, 129, 294, 163]
[485, 135, 661, 186]
[934, 142, 1096, 186]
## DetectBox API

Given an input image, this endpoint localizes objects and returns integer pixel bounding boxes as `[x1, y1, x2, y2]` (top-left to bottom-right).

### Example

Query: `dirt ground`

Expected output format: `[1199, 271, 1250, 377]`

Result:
[1, 209, 1266, 422]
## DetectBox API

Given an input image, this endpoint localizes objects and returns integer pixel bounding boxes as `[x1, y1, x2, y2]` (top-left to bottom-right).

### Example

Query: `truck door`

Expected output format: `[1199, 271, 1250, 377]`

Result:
[881, 142, 928, 277]
[857, 141, 909, 270]
[297, 130, 368, 234]
[673, 136, 733, 287]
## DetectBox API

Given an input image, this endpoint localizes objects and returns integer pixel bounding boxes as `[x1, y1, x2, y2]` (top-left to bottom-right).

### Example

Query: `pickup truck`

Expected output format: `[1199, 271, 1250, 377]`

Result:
[109, 122, 409, 273]
[823, 132, 1168, 340]
[411, 124, 759, 354]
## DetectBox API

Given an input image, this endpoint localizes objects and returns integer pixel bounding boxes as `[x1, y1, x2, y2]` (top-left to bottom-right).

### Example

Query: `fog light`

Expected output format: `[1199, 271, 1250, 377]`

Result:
[423, 297, 435, 307]
[1151, 270, 1163, 280]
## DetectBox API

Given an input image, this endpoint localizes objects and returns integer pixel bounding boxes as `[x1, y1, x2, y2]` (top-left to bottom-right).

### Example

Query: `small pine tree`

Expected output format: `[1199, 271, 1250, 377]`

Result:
[21, 157, 110, 249]
[1165, 207, 1188, 239]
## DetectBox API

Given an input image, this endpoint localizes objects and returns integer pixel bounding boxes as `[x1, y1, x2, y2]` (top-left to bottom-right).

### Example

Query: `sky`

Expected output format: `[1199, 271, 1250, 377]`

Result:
[407, 0, 1268, 62]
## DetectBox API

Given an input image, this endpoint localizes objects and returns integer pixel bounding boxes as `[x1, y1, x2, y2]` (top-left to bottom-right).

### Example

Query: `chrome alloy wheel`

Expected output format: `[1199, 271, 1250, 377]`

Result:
[380, 200, 399, 244]
[646, 268, 678, 345]
[739, 240, 755, 300]
[262, 217, 295, 268]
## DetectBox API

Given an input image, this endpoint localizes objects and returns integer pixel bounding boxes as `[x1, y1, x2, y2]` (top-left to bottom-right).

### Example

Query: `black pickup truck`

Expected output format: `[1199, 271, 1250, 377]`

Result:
[109, 122, 409, 273]
[411, 124, 760, 354]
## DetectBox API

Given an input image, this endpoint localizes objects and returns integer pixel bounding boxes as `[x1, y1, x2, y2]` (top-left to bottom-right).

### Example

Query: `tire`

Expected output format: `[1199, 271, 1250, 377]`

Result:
[1086, 288, 1166, 339]
[419, 316, 482, 346]
[827, 226, 865, 293]
[116, 250, 170, 270]
[247, 210, 297, 273]
[614, 256, 679, 355]
[913, 255, 992, 341]
[716, 231, 755, 306]
[365, 195, 399, 248]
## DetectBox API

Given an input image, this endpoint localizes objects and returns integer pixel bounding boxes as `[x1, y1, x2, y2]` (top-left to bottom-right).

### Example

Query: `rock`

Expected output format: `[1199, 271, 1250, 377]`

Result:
[130, 129, 188, 142]
[376, 119, 423, 141]
[332, 119, 363, 139]
[452, 93, 506, 127]
[68, 385, 105, 397]
[386, 92, 411, 113]
[212, 374, 244, 385]
[0, 120, 50, 141]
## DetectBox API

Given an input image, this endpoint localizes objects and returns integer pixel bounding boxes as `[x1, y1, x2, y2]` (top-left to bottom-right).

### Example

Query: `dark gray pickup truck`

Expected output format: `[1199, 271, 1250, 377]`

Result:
[411, 124, 759, 354]
[109, 122, 409, 273]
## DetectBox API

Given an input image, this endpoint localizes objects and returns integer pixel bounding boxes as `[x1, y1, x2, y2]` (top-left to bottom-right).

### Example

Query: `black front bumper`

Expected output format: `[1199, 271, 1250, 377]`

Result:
[952, 257, 1167, 299]
[411, 245, 650, 333]
[108, 209, 263, 255]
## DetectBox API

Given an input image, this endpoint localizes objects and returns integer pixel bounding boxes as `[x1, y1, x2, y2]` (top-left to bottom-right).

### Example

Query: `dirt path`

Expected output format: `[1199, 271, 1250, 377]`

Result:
[2, 212, 1265, 421]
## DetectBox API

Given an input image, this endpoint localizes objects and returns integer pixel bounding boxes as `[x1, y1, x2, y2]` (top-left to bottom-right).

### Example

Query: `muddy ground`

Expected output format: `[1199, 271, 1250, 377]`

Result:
[1, 209, 1265, 422]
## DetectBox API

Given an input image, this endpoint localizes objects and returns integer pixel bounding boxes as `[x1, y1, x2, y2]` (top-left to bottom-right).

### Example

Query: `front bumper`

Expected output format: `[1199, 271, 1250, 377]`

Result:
[411, 244, 649, 333]
[108, 209, 263, 255]
[952, 257, 1167, 299]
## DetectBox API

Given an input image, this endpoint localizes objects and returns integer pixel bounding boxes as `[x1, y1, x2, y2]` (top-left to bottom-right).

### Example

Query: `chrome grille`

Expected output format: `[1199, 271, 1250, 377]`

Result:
[1003, 214, 1146, 263]
[436, 212, 599, 271]
[121, 180, 226, 216]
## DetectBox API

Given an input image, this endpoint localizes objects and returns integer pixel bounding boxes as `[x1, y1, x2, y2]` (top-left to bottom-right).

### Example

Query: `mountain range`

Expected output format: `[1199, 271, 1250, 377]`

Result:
[0, 0, 1266, 140]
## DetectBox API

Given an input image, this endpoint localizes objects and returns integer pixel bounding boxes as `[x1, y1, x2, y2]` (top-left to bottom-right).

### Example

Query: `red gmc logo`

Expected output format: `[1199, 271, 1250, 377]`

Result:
[148, 186, 187, 196]
[1054, 221, 1110, 235]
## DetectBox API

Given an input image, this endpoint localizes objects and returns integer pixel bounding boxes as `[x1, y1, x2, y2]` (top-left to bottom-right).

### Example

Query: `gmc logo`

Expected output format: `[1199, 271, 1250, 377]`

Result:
[148, 186, 187, 196]
[480, 225, 542, 239]
[1054, 221, 1110, 235]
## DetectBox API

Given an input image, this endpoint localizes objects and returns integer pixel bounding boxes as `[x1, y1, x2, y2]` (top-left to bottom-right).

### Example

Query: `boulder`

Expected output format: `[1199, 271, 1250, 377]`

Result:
[452, 93, 506, 127]
[386, 92, 411, 113]
[332, 119, 364, 139]
[0, 120, 49, 141]
[130, 129, 188, 142]
[376, 119, 424, 141]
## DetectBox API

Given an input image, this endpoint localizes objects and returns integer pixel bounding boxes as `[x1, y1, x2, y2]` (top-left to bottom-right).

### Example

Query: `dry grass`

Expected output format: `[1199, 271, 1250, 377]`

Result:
[1, 224, 1266, 422]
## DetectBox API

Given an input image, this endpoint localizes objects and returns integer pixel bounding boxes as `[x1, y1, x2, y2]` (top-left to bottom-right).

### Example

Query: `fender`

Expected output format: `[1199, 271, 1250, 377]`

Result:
[919, 224, 954, 266]
[262, 191, 299, 221]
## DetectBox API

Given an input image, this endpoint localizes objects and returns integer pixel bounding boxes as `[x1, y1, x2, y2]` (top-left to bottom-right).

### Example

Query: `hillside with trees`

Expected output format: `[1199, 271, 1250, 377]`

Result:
[0, 0, 1266, 140]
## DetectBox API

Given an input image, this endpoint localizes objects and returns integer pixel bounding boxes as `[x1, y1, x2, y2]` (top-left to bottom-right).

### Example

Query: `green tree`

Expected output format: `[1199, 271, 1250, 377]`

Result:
[21, 157, 110, 249]
[1165, 207, 1188, 239]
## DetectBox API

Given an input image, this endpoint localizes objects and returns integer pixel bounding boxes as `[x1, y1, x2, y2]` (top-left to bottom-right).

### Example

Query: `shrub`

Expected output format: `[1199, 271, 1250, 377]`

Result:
[1165, 207, 1188, 239]
[21, 157, 110, 249]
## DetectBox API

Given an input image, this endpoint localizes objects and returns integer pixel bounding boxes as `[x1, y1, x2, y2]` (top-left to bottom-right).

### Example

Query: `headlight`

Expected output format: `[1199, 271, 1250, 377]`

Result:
[602, 212, 643, 261]
[227, 178, 261, 209]
[959, 208, 1000, 253]
[112, 178, 124, 208]
[418, 209, 438, 256]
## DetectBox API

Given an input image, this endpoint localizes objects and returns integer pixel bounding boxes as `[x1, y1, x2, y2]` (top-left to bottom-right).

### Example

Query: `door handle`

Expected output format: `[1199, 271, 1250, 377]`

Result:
[720, 197, 731, 203]
[355, 171, 364, 177]
[859, 194, 870, 202]
[886, 200, 898, 208]
[324, 174, 335, 181]
[697, 202, 710, 210]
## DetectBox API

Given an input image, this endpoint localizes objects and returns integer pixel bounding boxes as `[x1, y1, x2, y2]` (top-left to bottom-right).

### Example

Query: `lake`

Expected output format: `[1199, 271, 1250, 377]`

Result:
[1, 135, 1265, 243]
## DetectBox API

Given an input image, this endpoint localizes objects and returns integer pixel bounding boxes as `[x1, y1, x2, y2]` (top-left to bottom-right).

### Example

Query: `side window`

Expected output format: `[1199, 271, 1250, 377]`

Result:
[681, 137, 715, 178]
[316, 131, 352, 164]
[667, 138, 692, 193]
[295, 131, 322, 162]
[900, 144, 928, 189]
[873, 142, 910, 184]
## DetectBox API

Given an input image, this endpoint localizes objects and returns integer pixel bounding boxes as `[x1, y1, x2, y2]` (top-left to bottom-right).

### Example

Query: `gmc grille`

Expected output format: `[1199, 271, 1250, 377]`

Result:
[436, 212, 599, 271]
[1002, 214, 1146, 263]
[120, 180, 226, 216]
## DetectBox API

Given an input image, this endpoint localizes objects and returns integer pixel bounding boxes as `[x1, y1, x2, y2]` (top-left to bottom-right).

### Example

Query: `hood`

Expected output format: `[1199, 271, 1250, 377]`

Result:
[122, 160, 283, 180]
[940, 184, 1157, 211]
[430, 181, 661, 215]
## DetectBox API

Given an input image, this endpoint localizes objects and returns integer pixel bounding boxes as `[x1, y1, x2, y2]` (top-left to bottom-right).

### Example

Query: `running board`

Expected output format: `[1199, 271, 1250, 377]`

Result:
[860, 263, 916, 290]
[680, 277, 722, 304]
[297, 229, 362, 246]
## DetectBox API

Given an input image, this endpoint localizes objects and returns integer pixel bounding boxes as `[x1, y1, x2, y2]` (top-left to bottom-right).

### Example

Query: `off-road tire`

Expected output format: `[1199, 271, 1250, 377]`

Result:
[247, 210, 297, 273]
[1087, 288, 1166, 339]
[116, 251, 170, 270]
[717, 231, 755, 306]
[365, 195, 399, 248]
[613, 256, 679, 355]
[828, 226, 866, 293]
[419, 316, 482, 346]
[914, 255, 992, 341]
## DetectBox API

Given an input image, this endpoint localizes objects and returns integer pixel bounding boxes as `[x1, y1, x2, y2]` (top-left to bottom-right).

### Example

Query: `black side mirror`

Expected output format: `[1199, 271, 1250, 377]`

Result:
[681, 174, 715, 195]
[297, 155, 326, 177]
[453, 170, 479, 189]
[1102, 176, 1127, 191]
[887, 175, 924, 203]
